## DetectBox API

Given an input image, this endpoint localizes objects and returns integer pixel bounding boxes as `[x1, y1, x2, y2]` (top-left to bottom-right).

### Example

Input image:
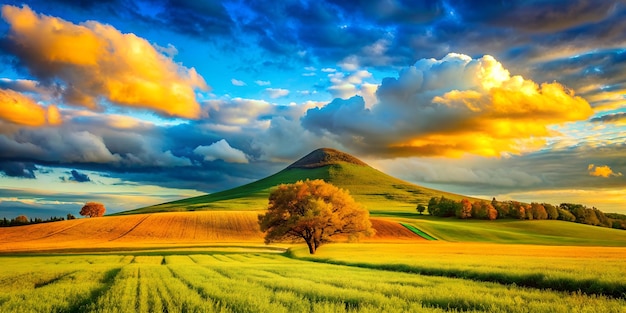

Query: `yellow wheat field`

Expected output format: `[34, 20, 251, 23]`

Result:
[0, 212, 420, 252]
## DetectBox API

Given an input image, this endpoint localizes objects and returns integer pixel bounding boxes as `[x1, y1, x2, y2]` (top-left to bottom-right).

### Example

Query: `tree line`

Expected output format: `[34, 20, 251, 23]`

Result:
[425, 196, 626, 230]
[0, 214, 73, 227]
[0, 202, 106, 228]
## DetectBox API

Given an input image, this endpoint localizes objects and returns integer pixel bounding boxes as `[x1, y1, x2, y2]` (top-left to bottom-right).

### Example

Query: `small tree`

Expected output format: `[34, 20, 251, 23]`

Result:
[79, 202, 106, 218]
[258, 179, 374, 254]
[67, 213, 76, 220]
[14, 215, 29, 225]
[416, 204, 426, 215]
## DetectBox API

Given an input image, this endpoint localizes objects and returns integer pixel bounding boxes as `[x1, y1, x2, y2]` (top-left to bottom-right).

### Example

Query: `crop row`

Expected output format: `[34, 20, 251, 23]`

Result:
[0, 253, 624, 313]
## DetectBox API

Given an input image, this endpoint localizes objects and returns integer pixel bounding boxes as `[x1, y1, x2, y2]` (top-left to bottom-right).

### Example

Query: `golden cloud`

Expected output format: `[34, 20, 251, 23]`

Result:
[588, 164, 622, 178]
[304, 54, 595, 158]
[1, 5, 208, 119]
[0, 88, 61, 126]
[395, 55, 594, 157]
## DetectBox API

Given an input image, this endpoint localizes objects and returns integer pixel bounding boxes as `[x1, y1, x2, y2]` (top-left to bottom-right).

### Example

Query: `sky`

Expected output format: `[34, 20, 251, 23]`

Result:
[0, 0, 625, 218]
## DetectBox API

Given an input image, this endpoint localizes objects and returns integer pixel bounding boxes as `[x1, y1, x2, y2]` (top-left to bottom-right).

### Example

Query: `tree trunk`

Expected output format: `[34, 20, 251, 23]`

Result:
[306, 238, 316, 254]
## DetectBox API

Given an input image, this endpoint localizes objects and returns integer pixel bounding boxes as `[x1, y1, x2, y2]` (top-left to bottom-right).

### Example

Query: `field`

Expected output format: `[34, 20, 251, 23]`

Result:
[3, 201, 626, 311]
[1, 251, 625, 313]
[401, 216, 626, 246]
[0, 212, 420, 253]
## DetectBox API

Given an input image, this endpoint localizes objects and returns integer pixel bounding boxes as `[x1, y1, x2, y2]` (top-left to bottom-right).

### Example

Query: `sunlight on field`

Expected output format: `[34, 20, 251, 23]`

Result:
[292, 242, 626, 298]
[0, 253, 624, 312]
[0, 211, 264, 252]
[0, 213, 419, 252]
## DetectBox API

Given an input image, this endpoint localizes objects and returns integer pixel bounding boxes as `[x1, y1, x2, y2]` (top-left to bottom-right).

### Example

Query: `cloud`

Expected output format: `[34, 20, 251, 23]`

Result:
[1, 5, 208, 118]
[326, 70, 376, 105]
[0, 161, 37, 179]
[0, 88, 61, 126]
[255, 80, 271, 86]
[265, 88, 290, 99]
[194, 139, 249, 163]
[591, 112, 626, 125]
[250, 116, 342, 163]
[588, 164, 622, 178]
[231, 78, 246, 86]
[303, 53, 593, 157]
[68, 169, 91, 182]
[452, 0, 619, 33]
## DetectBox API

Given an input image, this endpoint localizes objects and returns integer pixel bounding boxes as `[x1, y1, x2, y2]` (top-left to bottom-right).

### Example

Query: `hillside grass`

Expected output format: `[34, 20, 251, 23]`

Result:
[398, 215, 626, 246]
[123, 163, 472, 215]
[1, 252, 625, 312]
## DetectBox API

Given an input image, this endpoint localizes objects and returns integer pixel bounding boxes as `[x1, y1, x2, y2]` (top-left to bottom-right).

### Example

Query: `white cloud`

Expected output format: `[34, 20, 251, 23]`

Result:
[321, 68, 337, 73]
[194, 139, 249, 163]
[326, 70, 374, 100]
[231, 78, 246, 86]
[255, 80, 271, 86]
[265, 88, 290, 99]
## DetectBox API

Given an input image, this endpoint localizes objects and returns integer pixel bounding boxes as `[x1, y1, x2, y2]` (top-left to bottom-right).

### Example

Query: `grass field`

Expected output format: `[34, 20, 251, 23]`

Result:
[1, 251, 625, 313]
[291, 242, 626, 299]
[400, 216, 626, 246]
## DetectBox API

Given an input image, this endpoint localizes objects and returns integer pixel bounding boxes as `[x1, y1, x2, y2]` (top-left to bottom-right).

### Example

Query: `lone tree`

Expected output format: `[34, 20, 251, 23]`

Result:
[416, 204, 426, 215]
[258, 179, 374, 254]
[79, 202, 106, 217]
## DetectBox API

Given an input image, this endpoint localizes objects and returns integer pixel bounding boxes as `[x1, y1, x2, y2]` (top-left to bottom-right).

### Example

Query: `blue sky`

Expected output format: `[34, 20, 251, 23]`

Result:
[0, 0, 625, 217]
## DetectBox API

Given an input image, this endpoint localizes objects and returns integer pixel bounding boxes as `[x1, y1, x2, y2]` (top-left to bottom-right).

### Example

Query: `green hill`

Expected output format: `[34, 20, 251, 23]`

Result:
[120, 148, 474, 215]
[404, 216, 626, 246]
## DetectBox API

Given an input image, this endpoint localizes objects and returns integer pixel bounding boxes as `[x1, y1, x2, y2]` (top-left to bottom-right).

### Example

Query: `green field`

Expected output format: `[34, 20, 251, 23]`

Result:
[1, 251, 625, 313]
[400, 216, 626, 246]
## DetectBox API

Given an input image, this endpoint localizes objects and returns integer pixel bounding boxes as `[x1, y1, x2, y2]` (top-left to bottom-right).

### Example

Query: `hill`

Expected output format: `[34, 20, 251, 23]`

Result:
[122, 148, 473, 215]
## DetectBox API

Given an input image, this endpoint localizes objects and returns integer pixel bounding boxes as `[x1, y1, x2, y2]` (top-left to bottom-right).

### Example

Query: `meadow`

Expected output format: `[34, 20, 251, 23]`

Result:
[1, 251, 625, 313]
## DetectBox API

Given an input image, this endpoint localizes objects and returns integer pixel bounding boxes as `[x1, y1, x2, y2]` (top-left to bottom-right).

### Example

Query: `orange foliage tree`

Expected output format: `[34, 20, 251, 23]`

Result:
[79, 202, 106, 217]
[258, 179, 374, 254]
[456, 199, 473, 219]
[14, 215, 28, 224]
[471, 200, 497, 220]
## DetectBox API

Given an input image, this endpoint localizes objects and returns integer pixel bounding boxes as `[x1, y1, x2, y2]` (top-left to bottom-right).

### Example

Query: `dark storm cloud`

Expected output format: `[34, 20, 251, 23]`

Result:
[0, 161, 37, 178]
[150, 0, 234, 39]
[327, 0, 444, 24]
[450, 0, 619, 32]
[6, 0, 623, 74]
[69, 169, 90, 182]
[1, 0, 233, 40]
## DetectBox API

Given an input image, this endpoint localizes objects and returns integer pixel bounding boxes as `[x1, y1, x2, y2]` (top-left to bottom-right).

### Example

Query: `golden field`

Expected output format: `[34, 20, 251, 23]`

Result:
[0, 212, 420, 252]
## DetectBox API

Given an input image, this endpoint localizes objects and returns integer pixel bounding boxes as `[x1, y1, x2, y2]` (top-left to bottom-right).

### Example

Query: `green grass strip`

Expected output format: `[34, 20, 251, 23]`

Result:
[400, 223, 437, 240]
[286, 251, 626, 300]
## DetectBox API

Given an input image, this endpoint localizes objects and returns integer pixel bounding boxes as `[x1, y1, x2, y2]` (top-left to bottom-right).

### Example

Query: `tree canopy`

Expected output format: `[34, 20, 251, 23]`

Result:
[258, 179, 374, 254]
[79, 202, 106, 217]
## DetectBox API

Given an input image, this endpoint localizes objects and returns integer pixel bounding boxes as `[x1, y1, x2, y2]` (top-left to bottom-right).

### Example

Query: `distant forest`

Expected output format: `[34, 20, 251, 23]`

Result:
[0, 214, 75, 227]
[427, 196, 626, 230]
